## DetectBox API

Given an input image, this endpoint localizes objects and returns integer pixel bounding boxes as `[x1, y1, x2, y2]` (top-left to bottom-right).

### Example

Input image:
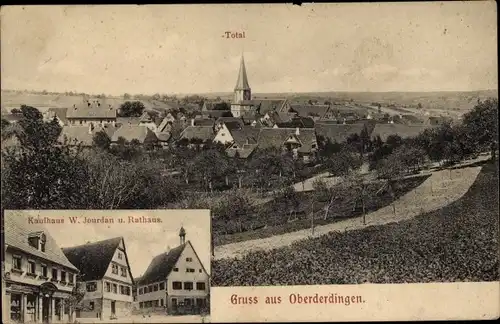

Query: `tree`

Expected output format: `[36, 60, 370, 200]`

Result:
[92, 130, 111, 150]
[118, 101, 145, 117]
[193, 149, 230, 192]
[375, 152, 407, 216]
[1, 106, 89, 210]
[324, 149, 362, 177]
[462, 98, 498, 154]
[123, 93, 131, 100]
[1, 118, 10, 132]
[67, 279, 86, 321]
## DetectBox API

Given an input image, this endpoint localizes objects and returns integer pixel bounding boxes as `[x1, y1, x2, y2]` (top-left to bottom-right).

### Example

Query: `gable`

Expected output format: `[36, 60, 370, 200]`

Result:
[170, 241, 208, 278]
[103, 238, 133, 284]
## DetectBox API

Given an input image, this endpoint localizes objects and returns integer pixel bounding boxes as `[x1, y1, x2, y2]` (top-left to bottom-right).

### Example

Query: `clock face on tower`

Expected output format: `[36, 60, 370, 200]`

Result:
[243, 91, 251, 100]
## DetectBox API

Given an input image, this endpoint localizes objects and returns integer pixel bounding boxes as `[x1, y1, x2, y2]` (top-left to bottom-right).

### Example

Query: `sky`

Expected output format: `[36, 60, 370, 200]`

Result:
[0, 3, 497, 95]
[21, 210, 211, 277]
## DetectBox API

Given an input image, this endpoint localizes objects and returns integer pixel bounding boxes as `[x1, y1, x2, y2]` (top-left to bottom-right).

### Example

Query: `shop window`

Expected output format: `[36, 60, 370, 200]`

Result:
[10, 294, 22, 321]
[27, 295, 37, 322]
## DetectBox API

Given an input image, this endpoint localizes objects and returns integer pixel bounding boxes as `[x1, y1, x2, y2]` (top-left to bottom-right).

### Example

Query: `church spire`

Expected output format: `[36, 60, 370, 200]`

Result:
[234, 54, 250, 91]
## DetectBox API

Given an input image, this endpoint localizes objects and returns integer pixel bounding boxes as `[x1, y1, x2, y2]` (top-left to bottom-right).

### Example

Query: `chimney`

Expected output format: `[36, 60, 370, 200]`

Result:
[112, 120, 116, 127]
[191, 119, 195, 127]
[295, 127, 300, 136]
[88, 123, 94, 134]
[179, 226, 186, 245]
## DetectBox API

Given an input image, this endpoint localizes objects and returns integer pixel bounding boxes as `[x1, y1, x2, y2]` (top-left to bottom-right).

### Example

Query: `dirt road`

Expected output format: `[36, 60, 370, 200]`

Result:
[214, 165, 483, 260]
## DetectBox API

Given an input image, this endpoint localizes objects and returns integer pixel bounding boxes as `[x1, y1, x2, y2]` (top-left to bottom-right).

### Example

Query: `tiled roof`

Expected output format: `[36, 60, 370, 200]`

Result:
[226, 144, 258, 159]
[257, 128, 317, 153]
[216, 117, 245, 130]
[116, 117, 141, 126]
[251, 99, 288, 115]
[201, 110, 231, 118]
[4, 210, 78, 271]
[136, 243, 187, 286]
[67, 99, 117, 119]
[314, 123, 370, 144]
[111, 125, 158, 143]
[59, 124, 118, 146]
[230, 126, 260, 146]
[179, 126, 214, 142]
[193, 119, 215, 127]
[371, 124, 431, 142]
[276, 117, 315, 129]
[46, 108, 69, 125]
[289, 104, 330, 119]
[62, 237, 122, 281]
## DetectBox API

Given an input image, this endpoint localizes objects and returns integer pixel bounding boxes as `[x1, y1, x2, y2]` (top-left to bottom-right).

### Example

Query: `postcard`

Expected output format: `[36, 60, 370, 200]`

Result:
[1, 2, 499, 323]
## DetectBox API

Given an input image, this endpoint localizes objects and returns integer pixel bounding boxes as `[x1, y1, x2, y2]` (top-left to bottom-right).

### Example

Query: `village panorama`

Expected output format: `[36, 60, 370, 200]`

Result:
[1, 3, 499, 322]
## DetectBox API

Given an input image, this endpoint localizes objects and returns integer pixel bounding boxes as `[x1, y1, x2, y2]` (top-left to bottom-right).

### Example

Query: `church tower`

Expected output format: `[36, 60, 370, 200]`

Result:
[231, 54, 252, 117]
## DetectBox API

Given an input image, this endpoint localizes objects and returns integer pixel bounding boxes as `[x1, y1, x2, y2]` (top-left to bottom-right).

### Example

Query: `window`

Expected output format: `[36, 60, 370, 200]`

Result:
[10, 294, 22, 321]
[120, 267, 127, 277]
[26, 294, 37, 322]
[160, 299, 164, 307]
[126, 286, 131, 296]
[184, 298, 192, 306]
[28, 261, 36, 274]
[28, 237, 38, 249]
[199, 269, 202, 273]
[52, 269, 58, 280]
[86, 282, 97, 292]
[159, 282, 165, 290]
[112, 264, 118, 274]
[196, 282, 206, 291]
[172, 282, 182, 290]
[105, 282, 111, 293]
[173, 268, 179, 272]
[154, 300, 159, 307]
[153, 284, 158, 292]
[112, 284, 117, 294]
[183, 282, 193, 290]
[120, 285, 125, 295]
[196, 298, 205, 308]
[89, 302, 94, 311]
[138, 288, 143, 295]
[12, 255, 22, 271]
[55, 298, 61, 318]
[60, 271, 66, 283]
[172, 298, 177, 307]
[139, 302, 143, 309]
[118, 252, 122, 260]
[144, 286, 149, 294]
[40, 238, 46, 252]
[186, 257, 193, 262]
[186, 268, 195, 273]
[68, 273, 74, 284]
[41, 265, 48, 278]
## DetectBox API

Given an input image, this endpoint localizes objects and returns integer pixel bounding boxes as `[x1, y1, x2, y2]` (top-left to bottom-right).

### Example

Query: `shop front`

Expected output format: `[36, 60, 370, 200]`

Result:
[4, 278, 74, 324]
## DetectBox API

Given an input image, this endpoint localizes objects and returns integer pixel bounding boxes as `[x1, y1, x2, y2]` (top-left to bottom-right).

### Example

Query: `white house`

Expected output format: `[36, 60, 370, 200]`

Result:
[62, 237, 134, 321]
[135, 227, 209, 315]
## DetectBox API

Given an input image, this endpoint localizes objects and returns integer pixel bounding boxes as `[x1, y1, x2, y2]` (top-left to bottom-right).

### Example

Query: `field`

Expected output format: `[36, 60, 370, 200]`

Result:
[212, 161, 499, 286]
[0, 91, 175, 114]
[213, 175, 429, 245]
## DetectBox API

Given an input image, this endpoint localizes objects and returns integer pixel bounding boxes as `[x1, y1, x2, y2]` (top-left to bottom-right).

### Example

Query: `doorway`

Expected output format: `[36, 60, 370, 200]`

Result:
[42, 297, 50, 324]
[111, 301, 116, 316]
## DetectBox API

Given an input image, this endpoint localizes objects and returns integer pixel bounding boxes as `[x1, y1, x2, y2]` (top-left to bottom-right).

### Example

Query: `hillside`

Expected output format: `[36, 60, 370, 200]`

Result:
[212, 161, 499, 286]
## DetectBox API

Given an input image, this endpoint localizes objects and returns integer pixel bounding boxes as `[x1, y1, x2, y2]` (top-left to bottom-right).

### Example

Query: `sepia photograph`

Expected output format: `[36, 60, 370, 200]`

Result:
[0, 2, 498, 322]
[2, 210, 211, 323]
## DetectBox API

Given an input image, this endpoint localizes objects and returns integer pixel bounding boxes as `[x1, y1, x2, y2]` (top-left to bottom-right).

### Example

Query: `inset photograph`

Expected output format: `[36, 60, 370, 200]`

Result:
[2, 209, 211, 323]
